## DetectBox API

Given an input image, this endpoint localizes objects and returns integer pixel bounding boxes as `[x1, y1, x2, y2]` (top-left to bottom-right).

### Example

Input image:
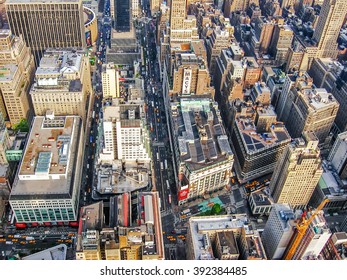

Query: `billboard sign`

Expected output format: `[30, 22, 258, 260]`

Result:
[178, 188, 189, 201]
[85, 30, 92, 47]
[182, 68, 192, 95]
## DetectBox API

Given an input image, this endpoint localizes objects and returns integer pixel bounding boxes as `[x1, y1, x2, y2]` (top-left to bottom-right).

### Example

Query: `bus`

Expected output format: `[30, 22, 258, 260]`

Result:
[92, 110, 95, 118]
[160, 162, 164, 170]
[166, 180, 170, 190]
[90, 135, 93, 143]
[164, 159, 168, 169]
[156, 152, 159, 160]
[168, 194, 172, 204]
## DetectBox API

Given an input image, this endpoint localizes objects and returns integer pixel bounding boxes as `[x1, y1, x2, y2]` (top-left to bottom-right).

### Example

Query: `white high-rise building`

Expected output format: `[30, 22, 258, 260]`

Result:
[261, 204, 296, 260]
[328, 131, 347, 179]
[101, 63, 120, 98]
[270, 132, 323, 210]
[101, 99, 150, 163]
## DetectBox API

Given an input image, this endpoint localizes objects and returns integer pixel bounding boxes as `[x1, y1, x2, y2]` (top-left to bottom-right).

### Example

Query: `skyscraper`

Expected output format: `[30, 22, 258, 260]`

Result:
[261, 204, 296, 260]
[277, 72, 339, 144]
[6, 0, 86, 63]
[328, 131, 347, 179]
[0, 30, 35, 126]
[269, 18, 294, 66]
[270, 132, 323, 210]
[169, 0, 198, 45]
[312, 0, 347, 59]
[231, 103, 291, 184]
[114, 0, 131, 32]
[101, 98, 151, 164]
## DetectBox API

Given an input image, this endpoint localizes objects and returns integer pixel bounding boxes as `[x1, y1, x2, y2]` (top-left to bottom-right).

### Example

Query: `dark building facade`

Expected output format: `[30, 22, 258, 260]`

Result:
[114, 0, 131, 32]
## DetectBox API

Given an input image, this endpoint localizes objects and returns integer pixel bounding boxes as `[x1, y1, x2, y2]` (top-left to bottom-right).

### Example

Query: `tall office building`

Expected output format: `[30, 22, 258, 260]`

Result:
[0, 30, 35, 126]
[312, 0, 347, 59]
[6, 0, 86, 63]
[277, 72, 339, 144]
[169, 0, 198, 46]
[252, 17, 275, 55]
[30, 49, 92, 123]
[101, 63, 120, 98]
[270, 132, 323, 210]
[269, 18, 293, 66]
[328, 131, 347, 179]
[261, 204, 296, 260]
[231, 103, 291, 184]
[101, 98, 151, 164]
[9, 114, 84, 223]
[205, 27, 230, 75]
[170, 53, 215, 97]
[114, 0, 131, 31]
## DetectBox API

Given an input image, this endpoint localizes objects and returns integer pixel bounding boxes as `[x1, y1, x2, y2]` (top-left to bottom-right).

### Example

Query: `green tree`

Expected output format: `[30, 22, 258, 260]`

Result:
[13, 118, 29, 132]
[211, 203, 221, 215]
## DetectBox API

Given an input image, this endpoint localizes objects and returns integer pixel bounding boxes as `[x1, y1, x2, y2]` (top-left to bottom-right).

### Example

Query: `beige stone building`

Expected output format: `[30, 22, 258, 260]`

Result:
[313, 0, 347, 59]
[30, 49, 92, 123]
[270, 132, 323, 210]
[170, 0, 198, 46]
[171, 53, 214, 97]
[0, 29, 35, 126]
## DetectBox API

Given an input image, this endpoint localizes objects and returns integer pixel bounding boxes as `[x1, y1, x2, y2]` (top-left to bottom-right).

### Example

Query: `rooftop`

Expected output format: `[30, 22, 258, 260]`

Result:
[300, 88, 338, 110]
[96, 163, 149, 194]
[235, 107, 291, 153]
[175, 53, 207, 69]
[189, 215, 250, 260]
[0, 64, 17, 82]
[35, 49, 84, 80]
[216, 231, 238, 256]
[250, 189, 273, 206]
[22, 244, 67, 260]
[172, 98, 233, 171]
[11, 115, 81, 197]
